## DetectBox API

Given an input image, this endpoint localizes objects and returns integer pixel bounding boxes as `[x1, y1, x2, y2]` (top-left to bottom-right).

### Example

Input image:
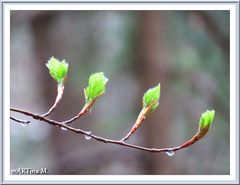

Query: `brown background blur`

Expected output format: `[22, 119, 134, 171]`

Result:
[10, 10, 229, 175]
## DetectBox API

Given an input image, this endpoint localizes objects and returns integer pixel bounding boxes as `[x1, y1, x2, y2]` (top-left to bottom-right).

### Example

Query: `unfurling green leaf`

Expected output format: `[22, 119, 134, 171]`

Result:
[142, 84, 161, 113]
[199, 110, 215, 130]
[84, 72, 108, 103]
[46, 57, 68, 85]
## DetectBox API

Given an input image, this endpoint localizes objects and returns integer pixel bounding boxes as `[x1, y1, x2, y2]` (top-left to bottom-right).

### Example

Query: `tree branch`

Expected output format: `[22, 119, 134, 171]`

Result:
[10, 107, 207, 154]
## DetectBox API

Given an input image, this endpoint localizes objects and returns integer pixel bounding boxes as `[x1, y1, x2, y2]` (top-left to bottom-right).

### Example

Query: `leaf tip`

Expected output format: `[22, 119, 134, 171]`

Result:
[142, 83, 161, 113]
[199, 109, 215, 130]
[46, 56, 69, 85]
[84, 72, 108, 104]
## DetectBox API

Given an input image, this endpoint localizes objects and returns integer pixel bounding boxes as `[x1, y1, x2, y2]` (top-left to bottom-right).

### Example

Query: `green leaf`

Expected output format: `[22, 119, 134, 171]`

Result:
[199, 110, 215, 129]
[84, 72, 108, 103]
[142, 84, 161, 112]
[46, 57, 68, 85]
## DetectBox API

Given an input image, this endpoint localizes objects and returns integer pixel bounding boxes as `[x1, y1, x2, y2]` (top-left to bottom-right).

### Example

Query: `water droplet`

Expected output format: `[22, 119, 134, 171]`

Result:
[61, 127, 67, 131]
[85, 131, 92, 140]
[105, 77, 109, 83]
[165, 150, 175, 157]
[21, 122, 29, 127]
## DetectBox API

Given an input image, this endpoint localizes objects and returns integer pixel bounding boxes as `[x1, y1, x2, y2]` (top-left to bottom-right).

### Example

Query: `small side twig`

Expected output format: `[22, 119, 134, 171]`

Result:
[10, 107, 207, 154]
[122, 105, 151, 141]
[42, 84, 65, 117]
[62, 99, 96, 125]
[10, 116, 30, 125]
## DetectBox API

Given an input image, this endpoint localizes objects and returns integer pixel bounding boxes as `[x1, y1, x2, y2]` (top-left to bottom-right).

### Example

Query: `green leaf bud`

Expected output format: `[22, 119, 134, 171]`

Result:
[46, 57, 68, 85]
[84, 72, 108, 103]
[199, 110, 215, 130]
[142, 84, 160, 113]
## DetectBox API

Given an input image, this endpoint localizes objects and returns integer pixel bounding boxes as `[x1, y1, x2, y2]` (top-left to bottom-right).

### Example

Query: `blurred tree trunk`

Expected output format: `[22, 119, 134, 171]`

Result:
[31, 13, 56, 105]
[31, 13, 68, 174]
[137, 11, 175, 174]
[31, 13, 85, 174]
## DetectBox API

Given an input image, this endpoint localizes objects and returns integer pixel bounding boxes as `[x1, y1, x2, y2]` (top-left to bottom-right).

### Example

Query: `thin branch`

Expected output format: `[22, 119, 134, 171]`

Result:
[122, 105, 151, 141]
[42, 84, 65, 117]
[62, 99, 96, 124]
[10, 116, 30, 125]
[10, 107, 206, 154]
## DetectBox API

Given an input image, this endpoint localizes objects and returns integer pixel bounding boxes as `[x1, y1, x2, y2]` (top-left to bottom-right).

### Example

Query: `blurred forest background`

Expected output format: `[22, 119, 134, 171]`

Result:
[10, 10, 229, 175]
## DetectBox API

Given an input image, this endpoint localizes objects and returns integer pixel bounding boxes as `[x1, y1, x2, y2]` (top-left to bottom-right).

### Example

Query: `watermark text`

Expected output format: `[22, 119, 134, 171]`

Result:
[11, 168, 48, 175]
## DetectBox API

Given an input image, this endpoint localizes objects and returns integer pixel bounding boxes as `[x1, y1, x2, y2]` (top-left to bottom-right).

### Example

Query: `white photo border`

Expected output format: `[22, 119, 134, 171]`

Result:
[2, 1, 239, 184]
